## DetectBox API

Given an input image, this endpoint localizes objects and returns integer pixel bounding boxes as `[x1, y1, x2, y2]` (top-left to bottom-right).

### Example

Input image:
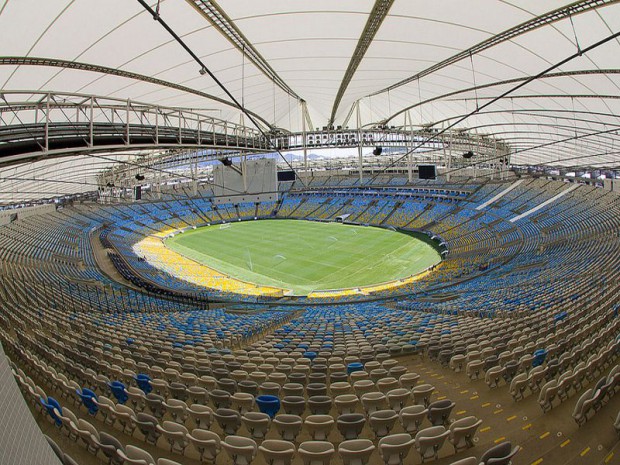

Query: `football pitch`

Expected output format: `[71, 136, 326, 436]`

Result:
[165, 220, 441, 295]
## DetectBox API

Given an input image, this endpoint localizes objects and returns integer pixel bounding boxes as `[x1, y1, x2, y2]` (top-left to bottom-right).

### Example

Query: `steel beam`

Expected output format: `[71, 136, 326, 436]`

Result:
[368, 0, 619, 98]
[329, 0, 395, 126]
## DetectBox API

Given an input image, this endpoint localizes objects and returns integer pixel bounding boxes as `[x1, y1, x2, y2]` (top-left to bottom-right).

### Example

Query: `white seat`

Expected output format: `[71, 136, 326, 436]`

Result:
[415, 425, 449, 462]
[273, 414, 303, 442]
[338, 439, 375, 465]
[335, 394, 360, 415]
[304, 414, 335, 441]
[222, 435, 258, 465]
[186, 428, 221, 463]
[369, 410, 398, 438]
[156, 420, 189, 454]
[118, 445, 156, 465]
[378, 433, 414, 465]
[398, 405, 427, 434]
[448, 416, 482, 452]
[298, 441, 335, 465]
[242, 412, 272, 439]
[259, 439, 296, 465]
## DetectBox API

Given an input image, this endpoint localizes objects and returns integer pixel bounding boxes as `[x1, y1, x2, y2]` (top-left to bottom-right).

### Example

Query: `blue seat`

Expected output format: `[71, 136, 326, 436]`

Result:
[135, 374, 152, 394]
[304, 351, 317, 362]
[41, 396, 62, 427]
[108, 381, 128, 404]
[532, 349, 547, 368]
[76, 388, 98, 415]
[256, 395, 281, 418]
[347, 362, 364, 375]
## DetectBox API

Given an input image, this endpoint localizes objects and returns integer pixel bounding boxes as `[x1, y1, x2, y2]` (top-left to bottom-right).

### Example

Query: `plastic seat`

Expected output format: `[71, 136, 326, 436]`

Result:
[41, 396, 62, 427]
[108, 381, 128, 404]
[412, 384, 434, 408]
[335, 394, 360, 415]
[76, 387, 98, 415]
[163, 398, 188, 423]
[353, 380, 376, 397]
[337, 413, 366, 440]
[479, 441, 521, 465]
[145, 393, 166, 419]
[210, 389, 232, 409]
[135, 374, 152, 394]
[222, 436, 258, 465]
[168, 382, 189, 402]
[282, 383, 304, 397]
[95, 396, 117, 425]
[338, 439, 375, 465]
[55, 406, 80, 441]
[232, 392, 255, 415]
[259, 439, 296, 465]
[242, 412, 272, 439]
[448, 416, 482, 452]
[298, 441, 335, 465]
[466, 360, 484, 380]
[136, 412, 161, 445]
[330, 382, 352, 396]
[282, 396, 306, 416]
[186, 428, 221, 463]
[572, 388, 597, 425]
[157, 459, 183, 465]
[96, 431, 124, 465]
[304, 414, 335, 440]
[273, 414, 303, 442]
[260, 382, 281, 396]
[509, 373, 528, 401]
[427, 400, 455, 426]
[378, 433, 414, 465]
[485, 366, 506, 388]
[376, 377, 399, 394]
[386, 388, 410, 412]
[214, 408, 242, 435]
[369, 409, 398, 438]
[188, 404, 213, 430]
[361, 392, 387, 414]
[157, 420, 189, 454]
[118, 445, 156, 465]
[127, 387, 146, 410]
[75, 418, 100, 454]
[415, 425, 449, 462]
[115, 404, 138, 434]
[538, 380, 559, 413]
[399, 373, 420, 390]
[308, 395, 332, 415]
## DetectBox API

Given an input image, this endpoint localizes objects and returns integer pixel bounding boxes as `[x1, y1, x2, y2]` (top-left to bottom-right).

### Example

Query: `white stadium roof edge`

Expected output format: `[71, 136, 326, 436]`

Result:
[1, 0, 620, 204]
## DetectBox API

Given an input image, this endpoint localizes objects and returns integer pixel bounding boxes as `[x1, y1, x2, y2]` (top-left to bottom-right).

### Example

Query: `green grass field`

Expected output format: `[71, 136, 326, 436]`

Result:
[165, 220, 441, 295]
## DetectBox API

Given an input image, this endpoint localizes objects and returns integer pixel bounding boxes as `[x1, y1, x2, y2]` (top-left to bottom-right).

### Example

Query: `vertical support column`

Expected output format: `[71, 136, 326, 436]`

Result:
[301, 100, 308, 177]
[242, 154, 248, 193]
[44, 93, 50, 153]
[125, 99, 130, 145]
[446, 128, 452, 182]
[178, 109, 183, 144]
[192, 152, 198, 196]
[406, 111, 413, 183]
[155, 107, 159, 145]
[356, 101, 363, 183]
[89, 97, 94, 148]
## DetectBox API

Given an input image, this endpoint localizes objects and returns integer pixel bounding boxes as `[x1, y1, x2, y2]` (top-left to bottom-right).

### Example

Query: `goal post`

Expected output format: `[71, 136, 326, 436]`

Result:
[219, 223, 231, 230]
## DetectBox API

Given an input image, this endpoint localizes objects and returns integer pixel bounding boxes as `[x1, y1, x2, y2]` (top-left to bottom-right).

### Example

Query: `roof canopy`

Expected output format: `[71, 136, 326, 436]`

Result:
[1, 0, 620, 202]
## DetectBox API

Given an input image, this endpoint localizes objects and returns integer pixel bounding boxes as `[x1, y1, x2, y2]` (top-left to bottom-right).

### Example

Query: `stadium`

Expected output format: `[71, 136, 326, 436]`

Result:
[1, 1, 619, 465]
